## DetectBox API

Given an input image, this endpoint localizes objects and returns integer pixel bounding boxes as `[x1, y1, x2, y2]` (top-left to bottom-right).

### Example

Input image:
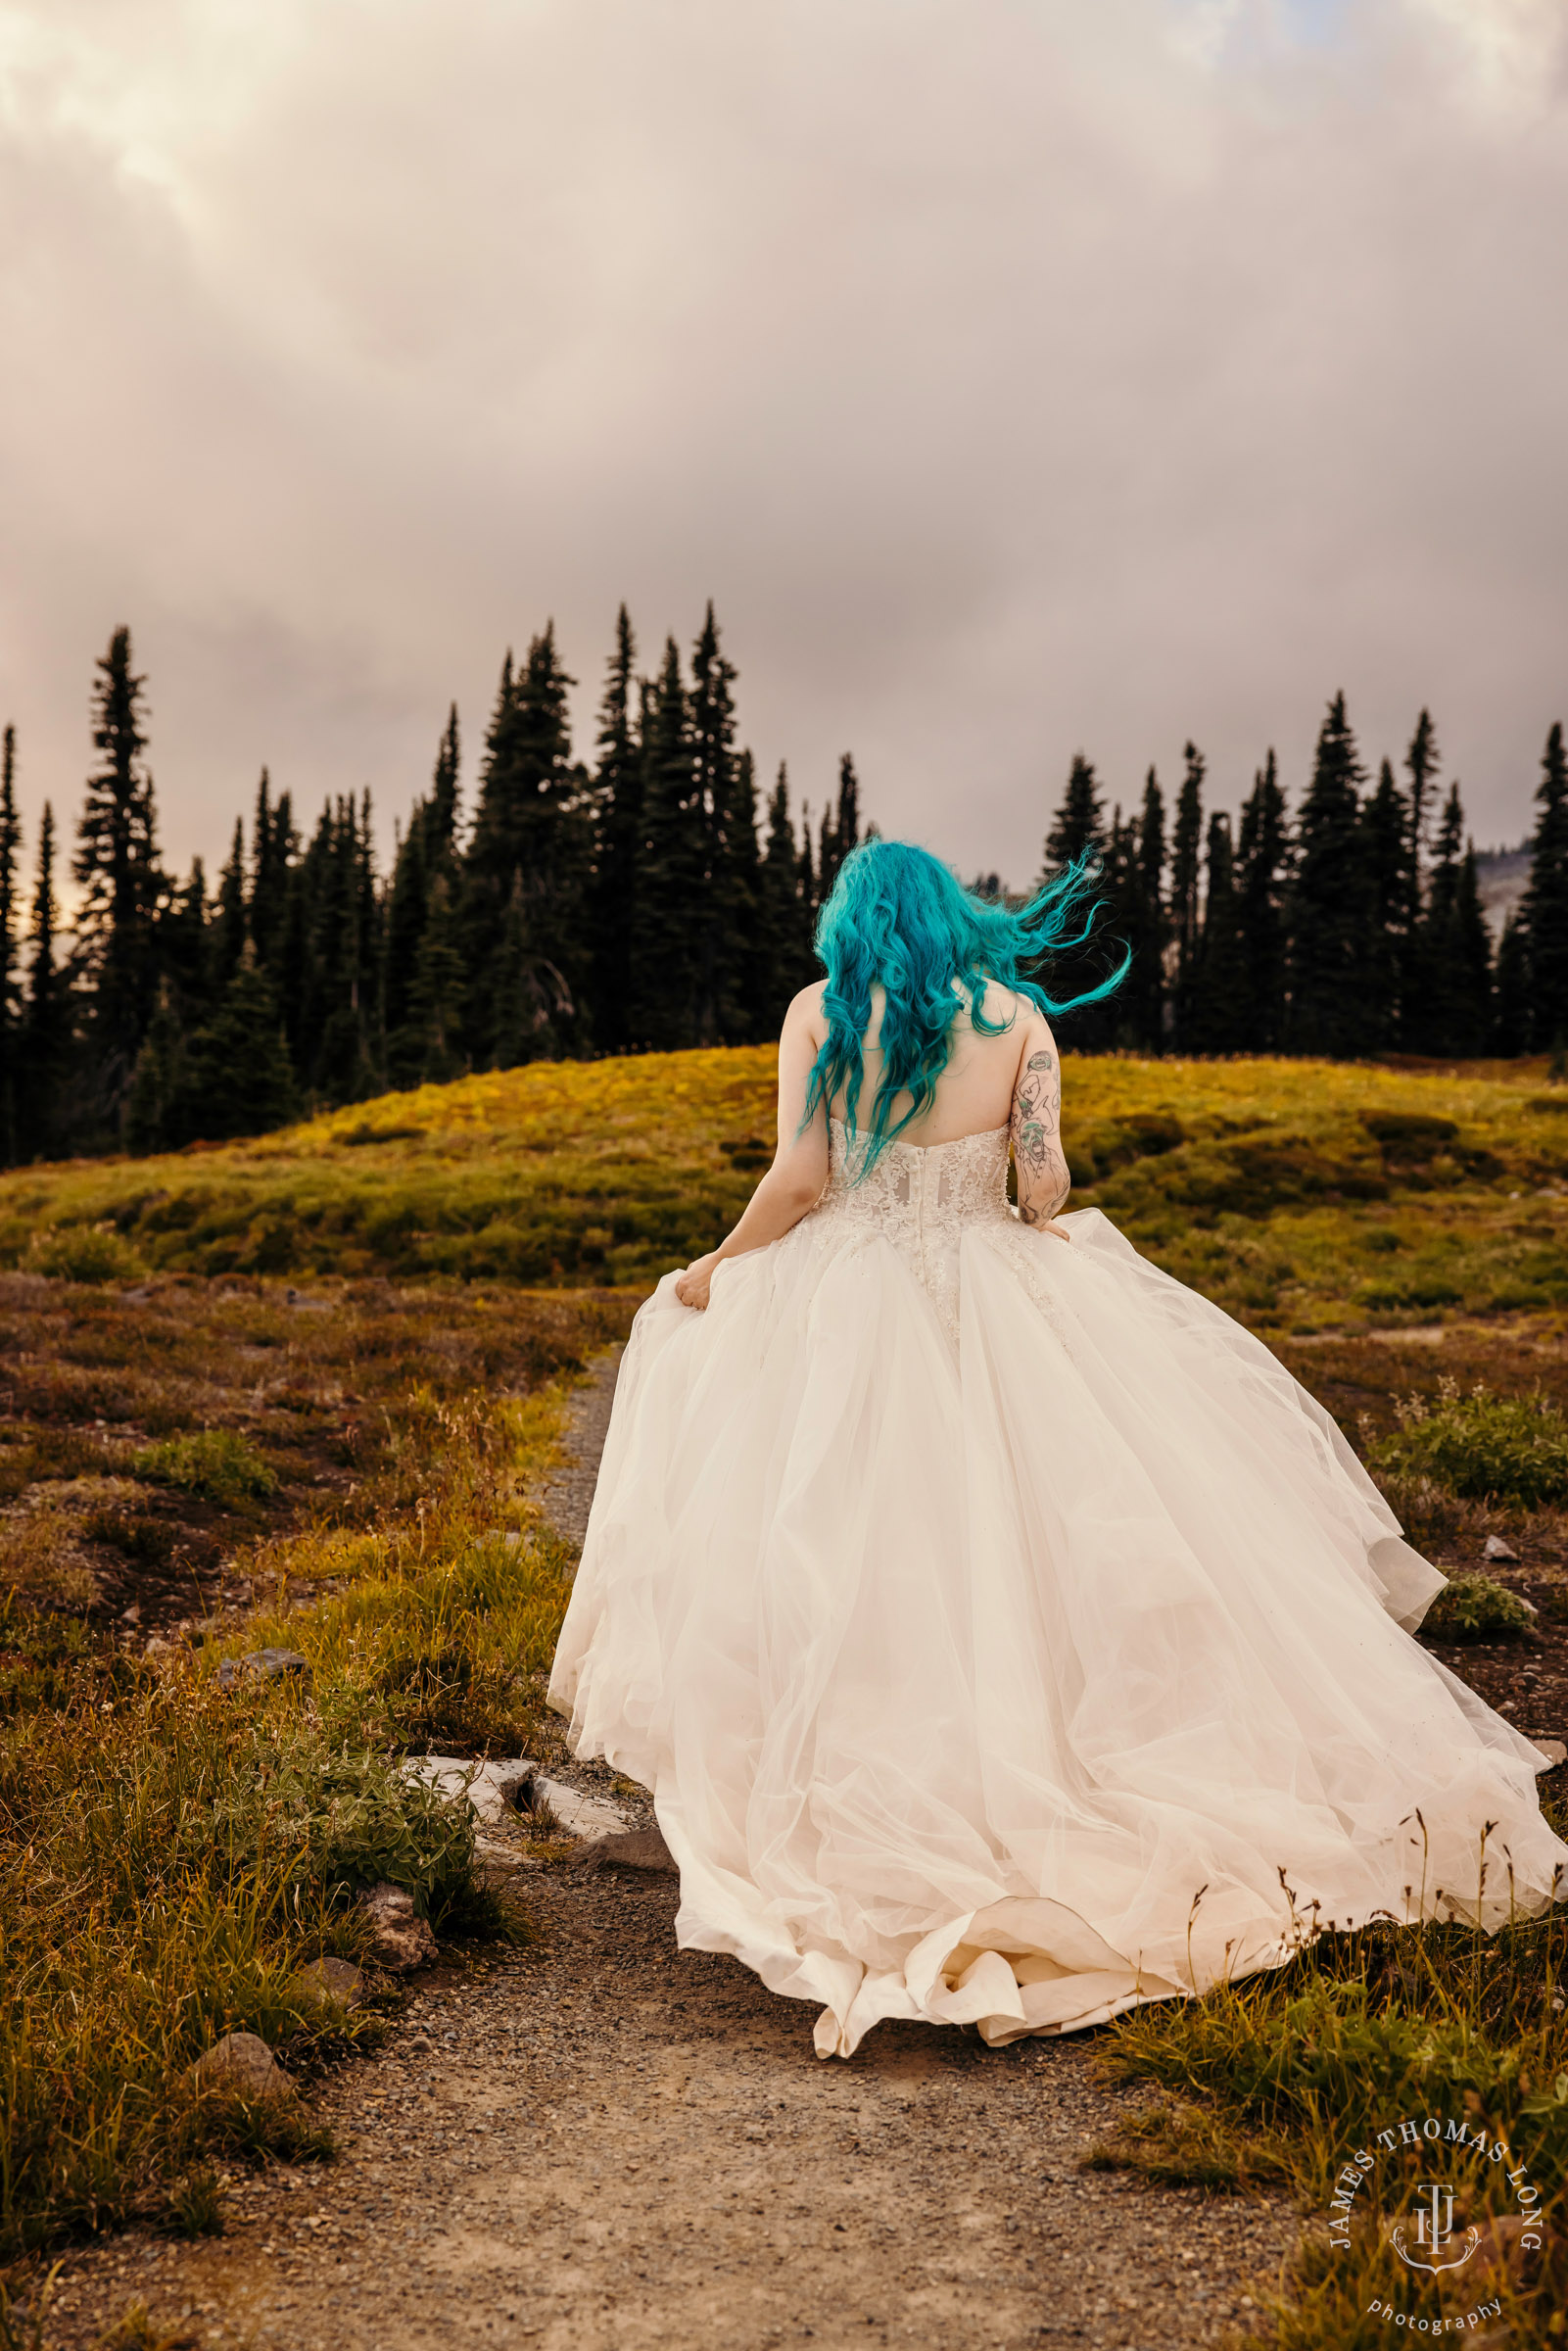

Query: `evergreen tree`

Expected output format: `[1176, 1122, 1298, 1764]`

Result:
[214, 819, 248, 985]
[1451, 844, 1494, 1059]
[1408, 785, 1492, 1058]
[1041, 754, 1115, 1044]
[1521, 721, 1568, 1055]
[796, 800, 818, 945]
[72, 627, 164, 1122]
[1190, 811, 1247, 1052]
[407, 870, 467, 1083]
[159, 858, 211, 1010]
[1361, 757, 1411, 1051]
[818, 755, 862, 902]
[1169, 743, 1205, 1048]
[1123, 767, 1167, 1052]
[0, 728, 19, 1161]
[1405, 708, 1441, 878]
[465, 628, 591, 1063]
[385, 712, 462, 1084]
[250, 769, 296, 980]
[627, 639, 705, 1050]
[185, 948, 296, 1139]
[1494, 912, 1532, 1057]
[1288, 695, 1372, 1058]
[1043, 752, 1106, 871]
[21, 803, 70, 1158]
[1399, 710, 1442, 1043]
[756, 763, 814, 1027]
[1235, 750, 1290, 1053]
[689, 604, 755, 1045]
[588, 610, 641, 1050]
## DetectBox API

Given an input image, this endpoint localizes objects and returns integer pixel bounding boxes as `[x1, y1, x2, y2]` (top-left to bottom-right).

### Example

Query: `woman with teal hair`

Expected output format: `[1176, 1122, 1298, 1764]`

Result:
[550, 840, 1565, 2059]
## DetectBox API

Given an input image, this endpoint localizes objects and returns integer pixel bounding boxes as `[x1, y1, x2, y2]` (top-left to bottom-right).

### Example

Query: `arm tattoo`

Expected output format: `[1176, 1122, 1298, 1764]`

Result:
[1011, 1047, 1069, 1224]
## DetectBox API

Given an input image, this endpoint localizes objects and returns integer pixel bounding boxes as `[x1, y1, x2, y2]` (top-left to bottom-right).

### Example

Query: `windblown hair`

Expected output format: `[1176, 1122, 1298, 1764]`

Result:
[802, 839, 1129, 1176]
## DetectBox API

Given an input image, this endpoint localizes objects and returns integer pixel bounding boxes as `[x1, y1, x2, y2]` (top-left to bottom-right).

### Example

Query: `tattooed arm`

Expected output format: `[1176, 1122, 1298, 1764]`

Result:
[1011, 1027, 1072, 1238]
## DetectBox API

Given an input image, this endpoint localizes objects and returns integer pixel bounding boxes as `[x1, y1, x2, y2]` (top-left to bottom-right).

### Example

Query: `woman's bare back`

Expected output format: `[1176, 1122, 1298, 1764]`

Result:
[823, 979, 1046, 1145]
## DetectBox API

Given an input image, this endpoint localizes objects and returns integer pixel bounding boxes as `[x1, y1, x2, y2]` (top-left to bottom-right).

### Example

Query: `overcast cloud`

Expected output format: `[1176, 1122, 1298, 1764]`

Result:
[0, 0, 1564, 888]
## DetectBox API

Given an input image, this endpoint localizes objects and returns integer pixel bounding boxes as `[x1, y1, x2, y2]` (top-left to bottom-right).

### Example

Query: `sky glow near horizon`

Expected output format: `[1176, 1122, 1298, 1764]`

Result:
[0, 0, 1565, 891]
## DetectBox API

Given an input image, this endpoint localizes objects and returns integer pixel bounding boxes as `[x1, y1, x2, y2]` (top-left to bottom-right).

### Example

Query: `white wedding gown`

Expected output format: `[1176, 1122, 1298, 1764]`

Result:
[548, 1119, 1567, 2058]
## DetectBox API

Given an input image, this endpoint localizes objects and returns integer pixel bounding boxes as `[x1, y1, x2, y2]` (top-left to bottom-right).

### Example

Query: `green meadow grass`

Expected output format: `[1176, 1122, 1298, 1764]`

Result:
[1, 1047, 1564, 1325]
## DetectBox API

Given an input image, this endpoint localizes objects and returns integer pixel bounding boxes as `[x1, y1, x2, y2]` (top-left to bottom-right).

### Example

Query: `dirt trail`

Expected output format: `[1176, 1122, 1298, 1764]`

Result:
[48, 1353, 1296, 2351]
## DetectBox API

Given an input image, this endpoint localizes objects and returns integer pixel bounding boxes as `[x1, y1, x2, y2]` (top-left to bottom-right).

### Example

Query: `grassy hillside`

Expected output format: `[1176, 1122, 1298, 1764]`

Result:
[2, 1047, 1566, 1328]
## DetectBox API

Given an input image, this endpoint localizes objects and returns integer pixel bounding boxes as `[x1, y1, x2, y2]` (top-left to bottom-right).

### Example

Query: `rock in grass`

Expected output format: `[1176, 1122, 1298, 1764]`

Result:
[1532, 1739, 1568, 1769]
[216, 1648, 312, 1690]
[1484, 1533, 1522, 1563]
[358, 1884, 437, 1971]
[576, 1827, 677, 1875]
[290, 1956, 366, 2006]
[187, 2032, 292, 2097]
[399, 1754, 534, 1823]
[529, 1776, 629, 1839]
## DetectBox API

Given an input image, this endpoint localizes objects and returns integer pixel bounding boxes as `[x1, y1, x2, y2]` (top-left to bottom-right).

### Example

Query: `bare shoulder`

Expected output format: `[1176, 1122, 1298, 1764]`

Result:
[784, 981, 829, 1038]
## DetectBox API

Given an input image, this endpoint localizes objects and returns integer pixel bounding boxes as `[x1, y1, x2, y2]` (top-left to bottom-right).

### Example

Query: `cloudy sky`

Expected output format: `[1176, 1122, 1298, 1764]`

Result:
[0, 0, 1564, 891]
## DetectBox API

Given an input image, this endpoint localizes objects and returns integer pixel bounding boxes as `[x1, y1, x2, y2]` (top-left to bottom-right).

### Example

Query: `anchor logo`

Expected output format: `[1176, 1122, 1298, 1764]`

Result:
[1390, 2183, 1480, 2275]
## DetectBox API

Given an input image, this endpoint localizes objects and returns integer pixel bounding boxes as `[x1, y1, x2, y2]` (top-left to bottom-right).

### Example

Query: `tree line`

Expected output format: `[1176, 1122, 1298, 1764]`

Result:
[1036, 696, 1568, 1065]
[0, 609, 856, 1161]
[0, 620, 1565, 1166]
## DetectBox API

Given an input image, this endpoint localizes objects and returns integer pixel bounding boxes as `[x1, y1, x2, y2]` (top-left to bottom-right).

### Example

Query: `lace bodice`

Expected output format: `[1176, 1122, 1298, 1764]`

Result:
[809, 1118, 1015, 1340]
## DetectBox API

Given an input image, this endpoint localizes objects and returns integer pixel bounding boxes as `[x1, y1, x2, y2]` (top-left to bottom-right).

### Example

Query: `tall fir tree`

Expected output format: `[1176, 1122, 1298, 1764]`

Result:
[689, 604, 756, 1045]
[1494, 912, 1532, 1057]
[627, 639, 705, 1050]
[1410, 785, 1492, 1056]
[214, 819, 248, 985]
[22, 803, 70, 1159]
[1361, 756, 1411, 1052]
[465, 628, 591, 1064]
[817, 755, 862, 903]
[1399, 709, 1443, 1044]
[1288, 694, 1372, 1059]
[1190, 811, 1247, 1052]
[1044, 752, 1106, 872]
[1168, 743, 1205, 1049]
[1520, 720, 1568, 1056]
[385, 711, 463, 1085]
[1122, 767, 1167, 1052]
[1041, 754, 1114, 1042]
[250, 769, 296, 981]
[72, 627, 164, 1124]
[756, 764, 814, 1026]
[1235, 750, 1290, 1053]
[0, 727, 19, 1161]
[588, 609, 641, 1050]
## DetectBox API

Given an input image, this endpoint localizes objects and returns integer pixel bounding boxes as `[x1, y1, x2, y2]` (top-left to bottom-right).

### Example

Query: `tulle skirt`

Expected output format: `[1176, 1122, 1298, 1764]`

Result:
[548, 1204, 1566, 2057]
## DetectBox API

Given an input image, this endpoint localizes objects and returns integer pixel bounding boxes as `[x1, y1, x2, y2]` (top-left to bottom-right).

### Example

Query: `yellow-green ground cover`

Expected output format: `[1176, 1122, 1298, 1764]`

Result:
[0, 1279, 633, 2270]
[5, 1049, 1568, 2342]
[2, 1048, 1565, 1327]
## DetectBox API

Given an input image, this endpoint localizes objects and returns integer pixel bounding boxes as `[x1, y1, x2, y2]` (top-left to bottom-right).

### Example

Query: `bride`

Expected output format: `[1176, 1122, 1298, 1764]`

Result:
[548, 840, 1566, 2058]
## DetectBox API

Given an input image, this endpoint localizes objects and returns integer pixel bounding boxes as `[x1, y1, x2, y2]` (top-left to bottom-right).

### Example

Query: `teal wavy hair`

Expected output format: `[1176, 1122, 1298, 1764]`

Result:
[802, 839, 1129, 1176]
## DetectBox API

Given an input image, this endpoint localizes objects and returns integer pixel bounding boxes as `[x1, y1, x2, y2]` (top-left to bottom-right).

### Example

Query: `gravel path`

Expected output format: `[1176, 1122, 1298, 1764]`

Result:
[47, 1349, 1298, 2351]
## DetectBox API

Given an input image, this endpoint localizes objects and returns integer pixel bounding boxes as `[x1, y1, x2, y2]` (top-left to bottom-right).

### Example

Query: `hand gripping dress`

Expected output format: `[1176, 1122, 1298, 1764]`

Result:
[548, 1118, 1567, 2058]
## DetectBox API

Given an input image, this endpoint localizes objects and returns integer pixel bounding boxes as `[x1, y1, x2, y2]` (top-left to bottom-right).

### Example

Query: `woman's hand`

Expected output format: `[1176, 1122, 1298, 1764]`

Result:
[675, 1251, 723, 1310]
[1040, 1220, 1071, 1243]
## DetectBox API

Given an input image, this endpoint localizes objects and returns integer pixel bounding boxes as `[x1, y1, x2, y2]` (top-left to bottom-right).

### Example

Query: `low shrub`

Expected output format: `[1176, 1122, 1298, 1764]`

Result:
[1096, 1909, 1568, 2348]
[1369, 1379, 1568, 1506]
[132, 1429, 279, 1506]
[1421, 1569, 1536, 1643]
[26, 1223, 147, 1284]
